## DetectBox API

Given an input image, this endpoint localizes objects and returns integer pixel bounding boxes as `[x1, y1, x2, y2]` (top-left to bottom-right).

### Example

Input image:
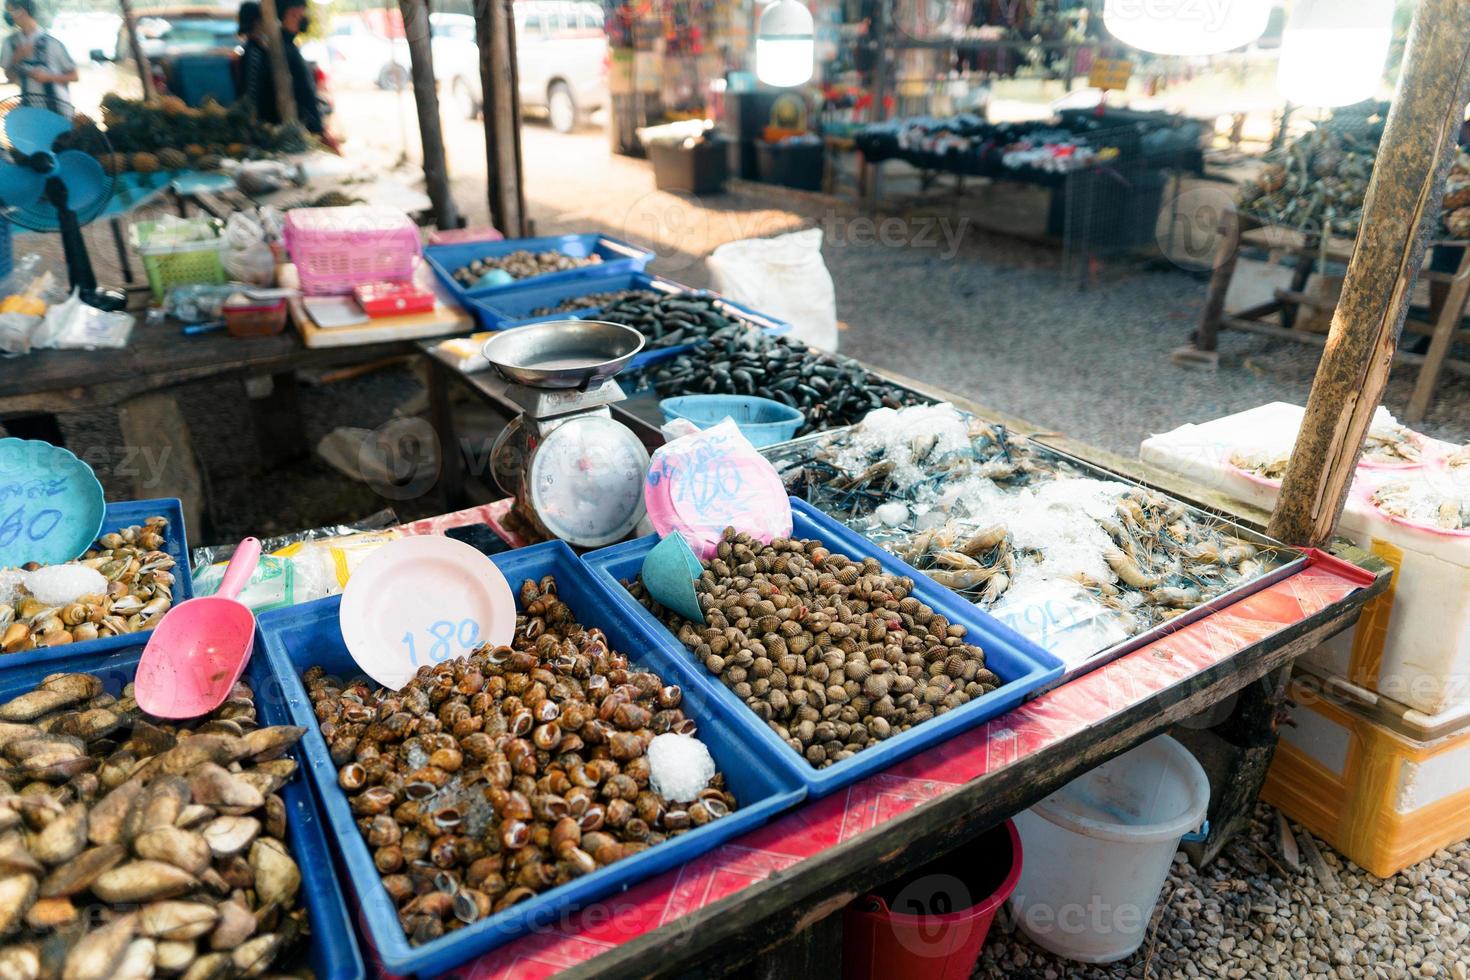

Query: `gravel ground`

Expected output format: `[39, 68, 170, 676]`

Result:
[974, 801, 1470, 980]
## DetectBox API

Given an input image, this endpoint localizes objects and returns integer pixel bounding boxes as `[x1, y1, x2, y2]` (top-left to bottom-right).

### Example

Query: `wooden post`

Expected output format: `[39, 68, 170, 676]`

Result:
[116, 0, 156, 100]
[1267, 0, 1470, 547]
[475, 0, 527, 237]
[398, 0, 461, 230]
[257, 0, 298, 125]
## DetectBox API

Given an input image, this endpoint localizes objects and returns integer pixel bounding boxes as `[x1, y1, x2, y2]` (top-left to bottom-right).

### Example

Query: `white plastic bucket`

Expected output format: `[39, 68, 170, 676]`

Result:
[1007, 735, 1209, 963]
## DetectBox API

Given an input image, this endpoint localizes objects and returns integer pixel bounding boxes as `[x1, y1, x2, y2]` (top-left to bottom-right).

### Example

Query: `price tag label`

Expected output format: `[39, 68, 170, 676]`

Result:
[0, 438, 105, 568]
[645, 420, 792, 560]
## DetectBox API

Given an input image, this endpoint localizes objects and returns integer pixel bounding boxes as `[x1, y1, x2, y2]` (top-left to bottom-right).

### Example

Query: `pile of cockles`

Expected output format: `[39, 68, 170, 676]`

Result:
[630, 529, 997, 769]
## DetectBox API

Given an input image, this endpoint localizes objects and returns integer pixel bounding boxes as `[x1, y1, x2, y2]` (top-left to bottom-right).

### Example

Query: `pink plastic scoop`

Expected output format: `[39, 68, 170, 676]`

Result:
[136, 537, 261, 719]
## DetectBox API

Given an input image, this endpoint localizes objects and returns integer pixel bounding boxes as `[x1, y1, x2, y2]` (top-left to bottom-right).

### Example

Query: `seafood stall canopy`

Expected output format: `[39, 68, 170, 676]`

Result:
[767, 404, 1301, 669]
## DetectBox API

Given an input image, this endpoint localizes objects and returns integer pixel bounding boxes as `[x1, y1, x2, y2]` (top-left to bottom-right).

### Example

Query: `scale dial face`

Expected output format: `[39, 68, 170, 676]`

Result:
[527, 415, 650, 547]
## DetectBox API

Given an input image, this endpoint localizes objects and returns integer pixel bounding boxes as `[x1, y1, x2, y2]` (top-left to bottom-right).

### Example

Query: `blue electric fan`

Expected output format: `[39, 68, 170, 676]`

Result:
[0, 96, 124, 310]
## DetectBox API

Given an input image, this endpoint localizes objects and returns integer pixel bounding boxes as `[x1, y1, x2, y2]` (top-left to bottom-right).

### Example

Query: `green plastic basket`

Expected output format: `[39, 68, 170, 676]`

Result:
[129, 218, 228, 300]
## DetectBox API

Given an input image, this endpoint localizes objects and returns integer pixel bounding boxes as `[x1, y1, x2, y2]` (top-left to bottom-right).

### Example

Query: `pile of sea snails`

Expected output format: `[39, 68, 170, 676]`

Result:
[304, 575, 738, 947]
[629, 530, 998, 769]
[0, 671, 310, 980]
[450, 250, 602, 288]
[1, 517, 177, 653]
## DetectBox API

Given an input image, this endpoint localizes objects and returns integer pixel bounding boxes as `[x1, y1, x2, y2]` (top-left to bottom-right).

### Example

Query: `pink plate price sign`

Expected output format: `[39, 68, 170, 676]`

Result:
[644, 420, 792, 560]
[0, 438, 106, 567]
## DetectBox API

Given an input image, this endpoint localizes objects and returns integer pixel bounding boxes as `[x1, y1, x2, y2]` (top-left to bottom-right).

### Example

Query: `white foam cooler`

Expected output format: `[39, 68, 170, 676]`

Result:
[1141, 404, 1470, 718]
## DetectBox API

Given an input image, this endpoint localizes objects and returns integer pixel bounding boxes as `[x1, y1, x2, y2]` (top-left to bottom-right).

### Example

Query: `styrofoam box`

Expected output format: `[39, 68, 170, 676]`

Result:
[1264, 676, 1470, 877]
[1141, 403, 1470, 717]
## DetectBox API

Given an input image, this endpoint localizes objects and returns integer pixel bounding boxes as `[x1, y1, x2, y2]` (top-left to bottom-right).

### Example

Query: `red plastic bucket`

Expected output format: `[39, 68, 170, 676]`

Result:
[841, 820, 1022, 980]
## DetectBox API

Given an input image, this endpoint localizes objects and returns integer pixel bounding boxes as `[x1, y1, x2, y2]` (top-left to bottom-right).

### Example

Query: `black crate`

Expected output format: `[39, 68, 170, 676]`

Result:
[648, 138, 729, 194]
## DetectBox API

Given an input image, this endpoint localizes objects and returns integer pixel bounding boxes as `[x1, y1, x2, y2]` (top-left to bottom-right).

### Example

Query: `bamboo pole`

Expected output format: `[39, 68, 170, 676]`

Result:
[398, 0, 461, 230]
[257, 0, 298, 125]
[1268, 0, 1470, 547]
[475, 0, 527, 236]
[117, 0, 156, 100]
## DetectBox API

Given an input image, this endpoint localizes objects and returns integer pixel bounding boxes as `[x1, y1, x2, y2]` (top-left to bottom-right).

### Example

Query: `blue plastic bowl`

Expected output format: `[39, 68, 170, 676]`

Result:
[0, 641, 365, 980]
[257, 540, 807, 978]
[658, 395, 805, 447]
[584, 497, 1067, 799]
[0, 497, 193, 672]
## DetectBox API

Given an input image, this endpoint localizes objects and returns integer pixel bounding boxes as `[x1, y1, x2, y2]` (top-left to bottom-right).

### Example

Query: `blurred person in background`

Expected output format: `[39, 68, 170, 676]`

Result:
[238, 0, 338, 150]
[1, 0, 78, 116]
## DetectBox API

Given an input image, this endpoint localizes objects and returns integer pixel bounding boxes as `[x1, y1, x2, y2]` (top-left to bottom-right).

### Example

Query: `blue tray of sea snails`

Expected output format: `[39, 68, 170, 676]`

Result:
[0, 638, 366, 980]
[424, 233, 655, 307]
[255, 540, 807, 978]
[1, 497, 193, 669]
[583, 498, 1067, 799]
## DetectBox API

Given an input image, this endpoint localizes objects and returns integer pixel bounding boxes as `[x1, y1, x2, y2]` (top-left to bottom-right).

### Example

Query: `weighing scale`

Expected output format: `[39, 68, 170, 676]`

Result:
[483, 321, 651, 548]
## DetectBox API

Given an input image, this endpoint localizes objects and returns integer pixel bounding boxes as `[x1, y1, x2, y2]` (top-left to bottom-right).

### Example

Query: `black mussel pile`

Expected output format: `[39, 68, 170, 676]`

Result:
[592, 294, 748, 352]
[629, 326, 929, 434]
[530, 289, 662, 317]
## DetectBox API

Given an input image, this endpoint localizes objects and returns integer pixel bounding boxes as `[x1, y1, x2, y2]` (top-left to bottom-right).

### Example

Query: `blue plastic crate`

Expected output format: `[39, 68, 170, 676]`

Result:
[256, 540, 807, 978]
[0, 640, 365, 980]
[583, 498, 1067, 799]
[424, 234, 655, 309]
[1, 497, 193, 670]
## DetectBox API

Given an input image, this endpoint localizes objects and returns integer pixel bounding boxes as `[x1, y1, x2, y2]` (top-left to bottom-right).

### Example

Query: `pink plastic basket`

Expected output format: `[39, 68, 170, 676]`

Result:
[283, 206, 422, 295]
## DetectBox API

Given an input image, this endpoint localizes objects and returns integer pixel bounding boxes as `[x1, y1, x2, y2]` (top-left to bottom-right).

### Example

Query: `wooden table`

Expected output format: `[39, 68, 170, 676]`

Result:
[418, 341, 1388, 979]
[1184, 212, 1470, 422]
[0, 319, 422, 540]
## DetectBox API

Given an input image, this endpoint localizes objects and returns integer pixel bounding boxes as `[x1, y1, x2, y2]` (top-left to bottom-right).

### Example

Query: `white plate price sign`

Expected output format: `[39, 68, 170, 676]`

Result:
[339, 536, 516, 691]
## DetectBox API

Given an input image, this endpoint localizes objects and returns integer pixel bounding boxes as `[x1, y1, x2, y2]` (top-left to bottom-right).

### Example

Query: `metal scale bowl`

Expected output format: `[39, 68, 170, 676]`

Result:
[484, 320, 651, 548]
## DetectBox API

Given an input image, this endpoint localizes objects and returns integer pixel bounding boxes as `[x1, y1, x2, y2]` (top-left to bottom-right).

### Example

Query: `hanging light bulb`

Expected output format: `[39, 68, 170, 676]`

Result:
[1103, 0, 1271, 56]
[1277, 0, 1394, 107]
[756, 0, 814, 87]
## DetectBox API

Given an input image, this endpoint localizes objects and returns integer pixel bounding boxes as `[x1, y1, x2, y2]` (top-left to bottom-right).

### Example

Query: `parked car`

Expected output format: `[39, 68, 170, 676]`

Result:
[438, 2, 607, 132]
[318, 15, 403, 90]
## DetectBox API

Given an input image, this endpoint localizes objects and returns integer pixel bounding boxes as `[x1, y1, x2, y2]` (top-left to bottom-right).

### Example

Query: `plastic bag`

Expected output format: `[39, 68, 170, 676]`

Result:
[0, 254, 65, 354]
[31, 291, 135, 350]
[220, 211, 277, 285]
[190, 509, 401, 611]
[645, 419, 793, 560]
[707, 228, 838, 350]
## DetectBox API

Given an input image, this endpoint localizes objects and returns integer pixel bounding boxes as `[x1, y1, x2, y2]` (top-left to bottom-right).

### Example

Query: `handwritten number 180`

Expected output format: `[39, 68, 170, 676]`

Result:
[402, 618, 480, 666]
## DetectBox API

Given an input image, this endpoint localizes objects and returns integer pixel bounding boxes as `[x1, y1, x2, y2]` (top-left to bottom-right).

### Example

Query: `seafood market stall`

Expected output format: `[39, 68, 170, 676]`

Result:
[403, 339, 1387, 977]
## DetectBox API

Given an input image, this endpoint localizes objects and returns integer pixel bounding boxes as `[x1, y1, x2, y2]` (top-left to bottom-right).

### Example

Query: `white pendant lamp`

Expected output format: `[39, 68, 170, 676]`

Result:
[756, 0, 814, 87]
[1103, 0, 1271, 56]
[1277, 0, 1394, 108]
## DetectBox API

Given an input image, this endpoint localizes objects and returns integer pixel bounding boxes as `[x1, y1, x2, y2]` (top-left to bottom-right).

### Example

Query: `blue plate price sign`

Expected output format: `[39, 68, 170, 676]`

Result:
[0, 438, 106, 568]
